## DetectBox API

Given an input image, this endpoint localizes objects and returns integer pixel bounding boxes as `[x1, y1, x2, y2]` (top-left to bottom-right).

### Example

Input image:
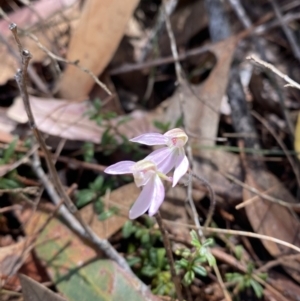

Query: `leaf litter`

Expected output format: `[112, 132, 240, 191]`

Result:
[2, 0, 300, 301]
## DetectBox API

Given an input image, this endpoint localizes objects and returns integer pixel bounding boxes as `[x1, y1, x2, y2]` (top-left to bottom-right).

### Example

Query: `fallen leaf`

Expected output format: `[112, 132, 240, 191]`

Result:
[20, 274, 68, 301]
[164, 36, 238, 148]
[80, 183, 139, 239]
[193, 150, 243, 203]
[7, 96, 157, 143]
[244, 168, 300, 282]
[0, 239, 33, 284]
[0, 0, 80, 85]
[5, 251, 49, 291]
[21, 208, 159, 301]
[58, 0, 140, 99]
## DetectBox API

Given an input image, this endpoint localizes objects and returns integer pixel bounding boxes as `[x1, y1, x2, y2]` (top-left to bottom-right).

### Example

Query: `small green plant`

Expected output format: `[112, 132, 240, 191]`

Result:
[122, 219, 175, 296]
[0, 139, 22, 189]
[82, 142, 95, 162]
[86, 98, 117, 126]
[75, 175, 118, 220]
[226, 261, 267, 298]
[153, 120, 171, 132]
[175, 230, 216, 286]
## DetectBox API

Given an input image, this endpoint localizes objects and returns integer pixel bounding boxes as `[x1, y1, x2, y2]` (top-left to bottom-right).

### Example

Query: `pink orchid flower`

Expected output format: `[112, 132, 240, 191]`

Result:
[104, 160, 171, 219]
[130, 128, 189, 186]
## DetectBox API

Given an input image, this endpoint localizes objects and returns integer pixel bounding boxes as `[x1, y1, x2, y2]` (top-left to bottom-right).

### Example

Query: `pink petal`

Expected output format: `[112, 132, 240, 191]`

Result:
[104, 161, 135, 174]
[129, 178, 155, 219]
[146, 147, 169, 164]
[130, 133, 168, 146]
[146, 147, 176, 174]
[148, 176, 165, 216]
[172, 155, 189, 186]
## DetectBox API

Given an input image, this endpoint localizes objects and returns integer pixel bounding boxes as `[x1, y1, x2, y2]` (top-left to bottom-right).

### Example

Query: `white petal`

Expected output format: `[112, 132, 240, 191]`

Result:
[172, 155, 189, 186]
[148, 176, 165, 216]
[130, 133, 168, 146]
[129, 179, 154, 219]
[104, 161, 135, 174]
[146, 147, 169, 164]
[157, 150, 177, 174]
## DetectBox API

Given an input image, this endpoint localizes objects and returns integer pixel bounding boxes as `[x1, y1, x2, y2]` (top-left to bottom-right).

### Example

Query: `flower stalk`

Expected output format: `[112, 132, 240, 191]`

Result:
[155, 211, 183, 301]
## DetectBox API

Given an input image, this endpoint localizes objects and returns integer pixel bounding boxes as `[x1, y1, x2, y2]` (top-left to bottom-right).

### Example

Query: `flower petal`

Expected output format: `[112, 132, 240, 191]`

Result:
[129, 178, 155, 219]
[148, 176, 165, 216]
[146, 147, 170, 164]
[130, 133, 168, 146]
[104, 161, 135, 174]
[172, 155, 189, 186]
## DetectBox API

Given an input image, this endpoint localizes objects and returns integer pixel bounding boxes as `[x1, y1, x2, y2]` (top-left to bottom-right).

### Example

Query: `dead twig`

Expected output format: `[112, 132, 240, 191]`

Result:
[10, 23, 96, 240]
[270, 0, 300, 63]
[251, 111, 300, 187]
[164, 220, 300, 254]
[9, 23, 151, 296]
[247, 55, 300, 90]
[27, 32, 111, 96]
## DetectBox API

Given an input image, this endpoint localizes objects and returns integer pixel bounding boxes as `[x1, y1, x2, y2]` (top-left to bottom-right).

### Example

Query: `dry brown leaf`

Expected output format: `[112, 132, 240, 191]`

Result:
[268, 273, 300, 301]
[81, 183, 139, 238]
[7, 96, 157, 143]
[0, 0, 79, 85]
[58, 0, 140, 99]
[0, 239, 32, 282]
[193, 151, 243, 203]
[164, 36, 238, 149]
[244, 168, 300, 282]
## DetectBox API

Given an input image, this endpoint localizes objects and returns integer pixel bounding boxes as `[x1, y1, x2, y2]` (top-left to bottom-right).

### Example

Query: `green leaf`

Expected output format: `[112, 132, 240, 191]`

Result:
[127, 257, 141, 267]
[156, 248, 166, 269]
[2, 139, 17, 164]
[258, 273, 268, 281]
[183, 270, 195, 286]
[153, 120, 170, 132]
[82, 142, 94, 163]
[98, 207, 118, 221]
[90, 176, 104, 192]
[29, 211, 158, 301]
[234, 245, 244, 261]
[122, 221, 135, 239]
[190, 230, 201, 248]
[225, 273, 244, 282]
[192, 265, 207, 277]
[141, 232, 151, 245]
[205, 252, 216, 267]
[75, 190, 96, 207]
[176, 258, 189, 269]
[0, 177, 21, 189]
[202, 238, 214, 248]
[141, 265, 158, 277]
[94, 198, 104, 214]
[250, 279, 264, 298]
[93, 98, 102, 111]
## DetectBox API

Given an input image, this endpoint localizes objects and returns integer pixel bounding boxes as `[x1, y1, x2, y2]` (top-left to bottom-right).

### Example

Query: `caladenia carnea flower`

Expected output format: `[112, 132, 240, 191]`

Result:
[130, 128, 189, 187]
[104, 160, 171, 219]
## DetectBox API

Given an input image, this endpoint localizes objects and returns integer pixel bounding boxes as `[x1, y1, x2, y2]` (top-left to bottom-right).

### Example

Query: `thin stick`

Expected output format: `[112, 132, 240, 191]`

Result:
[190, 172, 216, 229]
[164, 219, 300, 254]
[9, 23, 94, 240]
[223, 171, 300, 210]
[251, 110, 300, 187]
[155, 211, 183, 301]
[27, 33, 111, 96]
[9, 23, 151, 297]
[270, 0, 300, 63]
[247, 55, 300, 90]
[31, 152, 150, 296]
